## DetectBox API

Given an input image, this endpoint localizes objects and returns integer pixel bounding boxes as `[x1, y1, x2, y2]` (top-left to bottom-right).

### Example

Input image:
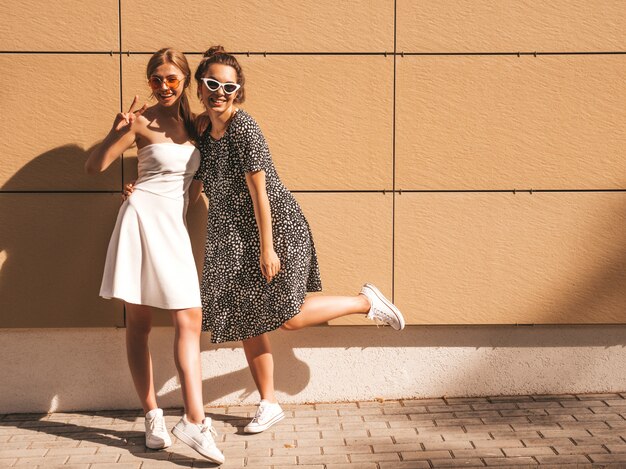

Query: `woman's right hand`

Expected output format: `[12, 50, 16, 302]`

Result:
[122, 181, 136, 201]
[113, 95, 147, 133]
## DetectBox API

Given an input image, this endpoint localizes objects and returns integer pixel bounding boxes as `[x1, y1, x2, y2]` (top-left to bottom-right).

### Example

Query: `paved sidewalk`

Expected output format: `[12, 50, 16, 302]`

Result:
[2, 393, 626, 468]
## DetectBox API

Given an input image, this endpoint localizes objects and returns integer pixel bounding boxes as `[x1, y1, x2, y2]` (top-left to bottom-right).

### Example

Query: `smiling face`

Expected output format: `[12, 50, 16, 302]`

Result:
[149, 62, 186, 107]
[199, 63, 239, 115]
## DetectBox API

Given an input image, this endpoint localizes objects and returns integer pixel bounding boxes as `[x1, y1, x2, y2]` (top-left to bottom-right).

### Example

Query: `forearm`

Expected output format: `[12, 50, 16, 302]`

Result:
[246, 172, 274, 251]
[85, 127, 135, 174]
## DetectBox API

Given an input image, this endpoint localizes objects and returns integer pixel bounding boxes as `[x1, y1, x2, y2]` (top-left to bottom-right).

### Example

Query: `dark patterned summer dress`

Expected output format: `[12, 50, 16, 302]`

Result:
[194, 109, 322, 343]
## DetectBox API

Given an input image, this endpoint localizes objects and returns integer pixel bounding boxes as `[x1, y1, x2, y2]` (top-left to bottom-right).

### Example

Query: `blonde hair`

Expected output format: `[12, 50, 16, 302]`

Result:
[147, 48, 197, 141]
[194, 45, 246, 104]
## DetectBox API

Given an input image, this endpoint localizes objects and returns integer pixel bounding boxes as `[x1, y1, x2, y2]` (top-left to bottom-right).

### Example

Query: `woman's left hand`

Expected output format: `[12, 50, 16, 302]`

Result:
[260, 249, 281, 283]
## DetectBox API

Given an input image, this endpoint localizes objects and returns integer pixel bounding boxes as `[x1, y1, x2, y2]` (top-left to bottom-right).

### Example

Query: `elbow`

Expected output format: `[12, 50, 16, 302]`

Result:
[84, 160, 102, 175]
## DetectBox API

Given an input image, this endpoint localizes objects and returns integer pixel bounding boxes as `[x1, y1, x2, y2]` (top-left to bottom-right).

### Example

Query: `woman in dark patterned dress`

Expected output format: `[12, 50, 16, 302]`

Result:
[192, 46, 406, 433]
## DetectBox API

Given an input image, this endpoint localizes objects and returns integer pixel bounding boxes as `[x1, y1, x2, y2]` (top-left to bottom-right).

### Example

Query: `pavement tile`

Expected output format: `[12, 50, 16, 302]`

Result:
[325, 464, 377, 469]
[520, 437, 573, 447]
[422, 440, 474, 451]
[490, 430, 540, 439]
[402, 399, 447, 406]
[299, 437, 343, 447]
[272, 445, 322, 456]
[339, 409, 383, 416]
[274, 466, 324, 469]
[574, 436, 624, 445]
[490, 396, 533, 403]
[446, 397, 490, 405]
[349, 452, 401, 462]
[471, 403, 518, 411]
[343, 421, 389, 430]
[11, 456, 69, 466]
[553, 444, 608, 455]
[0, 449, 47, 459]
[66, 453, 120, 464]
[372, 443, 420, 453]
[483, 456, 537, 466]
[452, 448, 505, 458]
[297, 454, 349, 464]
[379, 462, 430, 469]
[367, 428, 417, 437]
[473, 439, 524, 449]
[428, 405, 473, 413]
[401, 450, 453, 460]
[588, 453, 626, 463]
[323, 445, 371, 454]
[536, 454, 591, 464]
[605, 444, 626, 453]
[315, 402, 358, 410]
[502, 446, 555, 457]
[246, 455, 296, 465]
[429, 458, 484, 467]
[344, 437, 393, 446]
[604, 400, 626, 407]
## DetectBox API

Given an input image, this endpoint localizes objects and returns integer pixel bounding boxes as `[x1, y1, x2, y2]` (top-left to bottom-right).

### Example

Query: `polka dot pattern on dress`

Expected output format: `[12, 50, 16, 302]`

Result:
[194, 109, 322, 343]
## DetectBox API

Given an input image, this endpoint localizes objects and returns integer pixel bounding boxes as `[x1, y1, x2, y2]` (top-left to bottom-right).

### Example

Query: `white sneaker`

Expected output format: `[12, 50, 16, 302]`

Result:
[244, 400, 285, 433]
[144, 408, 172, 449]
[360, 283, 405, 330]
[171, 415, 225, 464]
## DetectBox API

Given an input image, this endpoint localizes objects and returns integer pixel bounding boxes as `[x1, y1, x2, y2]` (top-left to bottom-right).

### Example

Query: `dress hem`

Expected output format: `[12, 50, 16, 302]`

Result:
[100, 294, 202, 311]
[206, 286, 322, 344]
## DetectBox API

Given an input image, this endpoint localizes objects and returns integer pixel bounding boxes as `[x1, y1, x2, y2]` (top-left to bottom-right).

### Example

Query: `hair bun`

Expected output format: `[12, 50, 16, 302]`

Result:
[204, 45, 226, 57]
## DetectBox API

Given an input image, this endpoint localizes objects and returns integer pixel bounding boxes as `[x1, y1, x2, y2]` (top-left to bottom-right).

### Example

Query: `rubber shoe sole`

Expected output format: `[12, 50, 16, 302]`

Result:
[171, 423, 225, 464]
[244, 410, 285, 433]
[364, 283, 405, 330]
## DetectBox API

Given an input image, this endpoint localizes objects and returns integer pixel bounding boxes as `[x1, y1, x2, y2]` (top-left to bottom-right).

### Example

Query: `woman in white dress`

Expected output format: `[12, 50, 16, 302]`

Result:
[85, 48, 224, 464]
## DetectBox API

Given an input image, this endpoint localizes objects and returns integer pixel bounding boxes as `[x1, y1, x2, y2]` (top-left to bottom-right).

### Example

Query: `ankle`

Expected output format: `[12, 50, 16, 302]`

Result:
[358, 293, 371, 313]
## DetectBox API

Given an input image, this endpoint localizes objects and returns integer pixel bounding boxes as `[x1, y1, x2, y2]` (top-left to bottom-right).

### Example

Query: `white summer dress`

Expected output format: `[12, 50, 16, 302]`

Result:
[100, 142, 202, 310]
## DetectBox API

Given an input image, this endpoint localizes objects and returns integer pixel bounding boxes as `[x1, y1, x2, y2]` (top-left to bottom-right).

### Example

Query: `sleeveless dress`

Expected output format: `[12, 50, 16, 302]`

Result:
[194, 110, 322, 343]
[100, 143, 202, 310]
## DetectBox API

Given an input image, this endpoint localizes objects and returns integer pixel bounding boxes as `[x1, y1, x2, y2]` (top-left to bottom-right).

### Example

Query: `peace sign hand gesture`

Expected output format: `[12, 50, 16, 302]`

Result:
[113, 95, 147, 133]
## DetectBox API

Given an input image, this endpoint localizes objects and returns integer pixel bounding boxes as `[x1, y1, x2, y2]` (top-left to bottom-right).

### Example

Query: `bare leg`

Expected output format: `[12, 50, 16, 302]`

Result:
[281, 295, 370, 331]
[242, 334, 277, 403]
[125, 303, 158, 414]
[170, 307, 205, 424]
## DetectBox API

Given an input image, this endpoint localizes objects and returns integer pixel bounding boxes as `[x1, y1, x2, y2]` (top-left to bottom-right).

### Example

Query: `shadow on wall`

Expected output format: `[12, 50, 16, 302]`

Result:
[0, 144, 312, 408]
[0, 145, 124, 327]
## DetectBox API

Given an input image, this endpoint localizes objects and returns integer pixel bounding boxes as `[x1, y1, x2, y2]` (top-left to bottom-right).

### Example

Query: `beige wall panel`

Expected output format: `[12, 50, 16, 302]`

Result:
[123, 55, 393, 190]
[121, 1, 393, 52]
[0, 194, 124, 328]
[1, 55, 122, 191]
[396, 56, 626, 189]
[295, 193, 393, 326]
[397, 1, 626, 52]
[0, 1, 118, 51]
[395, 193, 626, 325]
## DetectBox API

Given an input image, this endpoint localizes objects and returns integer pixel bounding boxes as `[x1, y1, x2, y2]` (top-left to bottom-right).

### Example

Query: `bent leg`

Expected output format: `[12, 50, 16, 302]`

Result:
[125, 303, 158, 413]
[170, 307, 205, 424]
[242, 334, 277, 403]
[281, 295, 370, 331]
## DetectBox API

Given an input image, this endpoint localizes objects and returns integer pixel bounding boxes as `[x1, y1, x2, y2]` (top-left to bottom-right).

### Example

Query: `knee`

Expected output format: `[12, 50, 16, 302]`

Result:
[126, 320, 152, 338]
[172, 309, 202, 334]
[280, 319, 301, 331]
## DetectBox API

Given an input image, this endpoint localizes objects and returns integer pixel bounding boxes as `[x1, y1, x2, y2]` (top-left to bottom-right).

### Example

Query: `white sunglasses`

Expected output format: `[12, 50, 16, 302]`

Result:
[200, 78, 241, 95]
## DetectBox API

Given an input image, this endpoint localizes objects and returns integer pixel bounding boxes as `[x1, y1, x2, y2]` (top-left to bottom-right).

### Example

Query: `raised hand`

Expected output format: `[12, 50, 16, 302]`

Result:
[113, 95, 147, 132]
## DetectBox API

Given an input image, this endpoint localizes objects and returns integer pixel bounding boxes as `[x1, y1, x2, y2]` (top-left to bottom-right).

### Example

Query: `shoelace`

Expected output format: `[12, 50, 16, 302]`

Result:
[251, 403, 268, 423]
[200, 423, 218, 438]
[149, 416, 167, 434]
[368, 307, 392, 327]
